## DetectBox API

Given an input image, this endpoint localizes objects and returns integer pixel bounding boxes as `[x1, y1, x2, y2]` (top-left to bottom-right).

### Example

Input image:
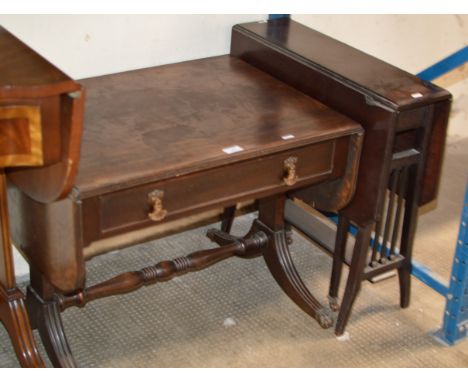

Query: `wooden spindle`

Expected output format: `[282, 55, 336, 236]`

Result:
[370, 218, 383, 266]
[390, 166, 408, 259]
[370, 188, 388, 266]
[379, 169, 399, 263]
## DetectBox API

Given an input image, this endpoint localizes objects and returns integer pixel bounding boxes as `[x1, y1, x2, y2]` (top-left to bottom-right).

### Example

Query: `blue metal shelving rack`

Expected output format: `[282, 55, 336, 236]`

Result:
[407, 46, 467, 345]
[434, 180, 468, 345]
[268, 14, 290, 20]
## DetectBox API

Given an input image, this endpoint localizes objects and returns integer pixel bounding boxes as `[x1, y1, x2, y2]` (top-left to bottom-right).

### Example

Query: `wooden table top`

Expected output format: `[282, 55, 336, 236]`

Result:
[235, 19, 450, 110]
[0, 26, 79, 98]
[75, 55, 361, 197]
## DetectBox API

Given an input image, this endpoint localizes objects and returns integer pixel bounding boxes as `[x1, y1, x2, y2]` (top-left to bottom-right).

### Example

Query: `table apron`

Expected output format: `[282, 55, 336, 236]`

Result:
[81, 136, 353, 246]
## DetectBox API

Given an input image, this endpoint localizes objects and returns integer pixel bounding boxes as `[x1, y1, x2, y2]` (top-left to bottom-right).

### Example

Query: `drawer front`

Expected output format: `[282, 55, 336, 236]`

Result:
[93, 139, 339, 239]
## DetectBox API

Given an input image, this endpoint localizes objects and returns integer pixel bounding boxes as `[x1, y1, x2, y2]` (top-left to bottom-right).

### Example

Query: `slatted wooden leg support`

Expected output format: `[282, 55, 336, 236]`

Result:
[328, 137, 430, 336]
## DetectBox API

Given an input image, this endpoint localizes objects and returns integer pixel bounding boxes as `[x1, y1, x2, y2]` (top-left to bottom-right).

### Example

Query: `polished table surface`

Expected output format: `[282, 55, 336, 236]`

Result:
[77, 55, 359, 197]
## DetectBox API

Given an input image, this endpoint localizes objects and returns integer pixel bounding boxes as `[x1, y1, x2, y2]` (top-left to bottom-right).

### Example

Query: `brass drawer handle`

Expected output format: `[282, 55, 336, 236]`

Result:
[283, 156, 298, 186]
[148, 190, 168, 222]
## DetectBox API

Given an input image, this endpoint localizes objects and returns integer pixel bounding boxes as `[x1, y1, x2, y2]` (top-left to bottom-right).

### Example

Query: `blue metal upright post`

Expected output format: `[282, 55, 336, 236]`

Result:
[268, 14, 290, 21]
[434, 179, 468, 345]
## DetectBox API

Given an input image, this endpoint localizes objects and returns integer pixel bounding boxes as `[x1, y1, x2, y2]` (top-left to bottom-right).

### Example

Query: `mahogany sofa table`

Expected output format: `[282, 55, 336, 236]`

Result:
[0, 27, 363, 367]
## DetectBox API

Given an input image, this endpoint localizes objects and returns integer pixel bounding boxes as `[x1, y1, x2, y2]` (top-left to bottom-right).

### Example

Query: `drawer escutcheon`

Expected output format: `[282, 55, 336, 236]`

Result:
[148, 189, 168, 222]
[283, 156, 298, 186]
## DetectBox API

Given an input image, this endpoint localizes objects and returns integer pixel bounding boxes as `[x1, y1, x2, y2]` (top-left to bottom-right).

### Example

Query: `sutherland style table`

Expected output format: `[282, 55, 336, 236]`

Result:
[0, 26, 363, 367]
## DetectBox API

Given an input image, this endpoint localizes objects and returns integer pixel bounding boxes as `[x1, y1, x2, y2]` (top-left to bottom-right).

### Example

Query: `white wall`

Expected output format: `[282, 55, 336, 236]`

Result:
[292, 15, 468, 73]
[0, 14, 265, 79]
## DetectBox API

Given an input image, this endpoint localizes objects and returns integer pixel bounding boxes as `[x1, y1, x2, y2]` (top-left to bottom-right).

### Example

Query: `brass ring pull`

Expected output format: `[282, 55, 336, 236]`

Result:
[148, 190, 168, 222]
[283, 156, 298, 186]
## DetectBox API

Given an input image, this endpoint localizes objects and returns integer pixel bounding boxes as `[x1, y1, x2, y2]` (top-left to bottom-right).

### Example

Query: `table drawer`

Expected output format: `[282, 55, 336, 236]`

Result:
[88, 138, 345, 240]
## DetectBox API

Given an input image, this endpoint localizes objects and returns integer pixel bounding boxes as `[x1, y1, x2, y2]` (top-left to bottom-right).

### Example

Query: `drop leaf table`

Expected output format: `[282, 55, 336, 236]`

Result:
[0, 24, 363, 367]
[228, 18, 451, 335]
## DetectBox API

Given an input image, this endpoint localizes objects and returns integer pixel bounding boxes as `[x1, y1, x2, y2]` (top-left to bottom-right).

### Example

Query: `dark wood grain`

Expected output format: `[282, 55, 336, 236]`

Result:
[420, 99, 451, 204]
[58, 230, 268, 310]
[2, 22, 366, 365]
[232, 18, 452, 335]
[89, 138, 341, 243]
[291, 132, 363, 213]
[231, 18, 452, 217]
[233, 19, 450, 110]
[76, 55, 360, 197]
[7, 53, 362, 294]
[258, 196, 333, 328]
[231, 23, 395, 225]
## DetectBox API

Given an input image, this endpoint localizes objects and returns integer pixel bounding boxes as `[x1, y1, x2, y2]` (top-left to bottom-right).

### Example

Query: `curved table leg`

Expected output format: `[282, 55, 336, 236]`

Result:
[262, 224, 333, 328]
[27, 286, 77, 368]
[257, 196, 333, 329]
[0, 287, 45, 367]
